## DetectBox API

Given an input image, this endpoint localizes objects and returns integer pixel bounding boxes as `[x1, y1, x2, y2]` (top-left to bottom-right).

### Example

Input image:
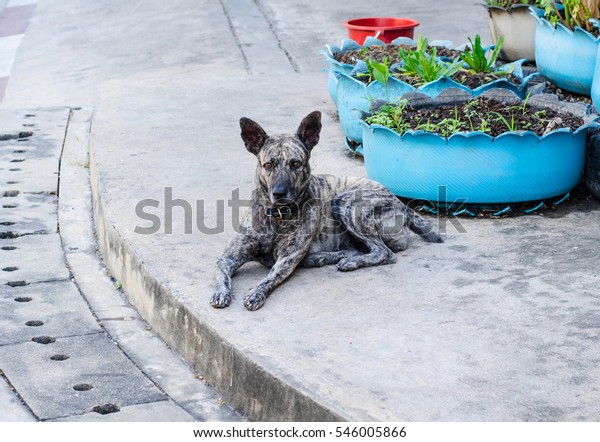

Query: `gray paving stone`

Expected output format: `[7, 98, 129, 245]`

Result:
[0, 375, 35, 422]
[0, 157, 60, 193]
[0, 333, 167, 420]
[57, 108, 241, 422]
[0, 233, 69, 284]
[0, 108, 69, 140]
[0, 173, 59, 197]
[0, 108, 69, 194]
[0, 280, 102, 346]
[50, 400, 194, 422]
[0, 192, 57, 236]
[0, 144, 60, 163]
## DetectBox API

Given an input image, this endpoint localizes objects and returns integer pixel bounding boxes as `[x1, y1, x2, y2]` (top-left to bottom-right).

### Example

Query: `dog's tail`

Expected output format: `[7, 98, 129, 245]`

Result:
[407, 209, 444, 243]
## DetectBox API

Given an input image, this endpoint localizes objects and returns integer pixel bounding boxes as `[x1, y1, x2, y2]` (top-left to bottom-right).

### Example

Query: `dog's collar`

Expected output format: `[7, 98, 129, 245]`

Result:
[265, 203, 299, 220]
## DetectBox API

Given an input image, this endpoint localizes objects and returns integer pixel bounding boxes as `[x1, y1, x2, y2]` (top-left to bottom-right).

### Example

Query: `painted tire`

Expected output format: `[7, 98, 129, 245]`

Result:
[534, 16, 600, 95]
[591, 43, 600, 110]
[336, 64, 537, 143]
[360, 96, 597, 204]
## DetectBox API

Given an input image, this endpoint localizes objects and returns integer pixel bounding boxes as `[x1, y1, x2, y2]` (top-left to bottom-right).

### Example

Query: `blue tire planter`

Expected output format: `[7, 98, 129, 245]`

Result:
[323, 36, 453, 105]
[534, 15, 600, 95]
[592, 42, 600, 109]
[360, 98, 598, 204]
[336, 60, 536, 145]
[323, 38, 363, 105]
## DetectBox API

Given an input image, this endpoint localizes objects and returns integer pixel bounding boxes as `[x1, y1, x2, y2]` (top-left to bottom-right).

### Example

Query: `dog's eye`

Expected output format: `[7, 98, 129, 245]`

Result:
[263, 162, 273, 170]
[291, 161, 302, 169]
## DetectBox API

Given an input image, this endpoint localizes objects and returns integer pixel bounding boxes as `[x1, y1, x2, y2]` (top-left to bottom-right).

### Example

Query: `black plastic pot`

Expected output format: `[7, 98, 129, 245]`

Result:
[586, 131, 600, 200]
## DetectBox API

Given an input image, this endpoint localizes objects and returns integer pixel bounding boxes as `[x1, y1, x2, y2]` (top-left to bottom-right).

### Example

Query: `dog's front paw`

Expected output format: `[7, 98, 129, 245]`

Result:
[243, 289, 266, 311]
[210, 290, 231, 308]
[337, 257, 360, 272]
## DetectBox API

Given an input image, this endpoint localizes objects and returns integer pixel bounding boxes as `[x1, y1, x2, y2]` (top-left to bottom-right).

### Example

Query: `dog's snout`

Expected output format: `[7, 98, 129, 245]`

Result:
[271, 184, 288, 200]
[271, 177, 291, 202]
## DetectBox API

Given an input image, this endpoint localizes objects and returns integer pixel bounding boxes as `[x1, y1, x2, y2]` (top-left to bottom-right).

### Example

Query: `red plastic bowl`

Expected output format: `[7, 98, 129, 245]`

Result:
[343, 17, 420, 45]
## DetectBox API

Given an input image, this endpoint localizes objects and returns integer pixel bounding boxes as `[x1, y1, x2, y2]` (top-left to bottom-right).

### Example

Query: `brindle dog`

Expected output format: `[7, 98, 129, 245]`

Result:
[211, 111, 443, 310]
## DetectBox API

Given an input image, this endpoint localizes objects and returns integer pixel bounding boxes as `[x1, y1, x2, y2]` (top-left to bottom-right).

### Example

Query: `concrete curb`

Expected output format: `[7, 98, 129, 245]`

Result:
[88, 121, 345, 422]
[59, 108, 240, 422]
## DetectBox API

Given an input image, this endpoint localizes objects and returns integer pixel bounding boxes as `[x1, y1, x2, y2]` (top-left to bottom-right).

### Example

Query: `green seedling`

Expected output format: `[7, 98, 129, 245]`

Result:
[365, 99, 411, 133]
[397, 35, 463, 85]
[492, 111, 518, 132]
[364, 97, 552, 138]
[460, 34, 504, 74]
[357, 57, 391, 86]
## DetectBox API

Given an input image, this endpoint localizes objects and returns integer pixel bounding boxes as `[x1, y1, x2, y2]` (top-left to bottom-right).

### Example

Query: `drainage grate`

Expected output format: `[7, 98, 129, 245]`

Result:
[92, 404, 120, 415]
[0, 131, 33, 141]
[0, 232, 19, 239]
[6, 280, 28, 287]
[31, 336, 56, 344]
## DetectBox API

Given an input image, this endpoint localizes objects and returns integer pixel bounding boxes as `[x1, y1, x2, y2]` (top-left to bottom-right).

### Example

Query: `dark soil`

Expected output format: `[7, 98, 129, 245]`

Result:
[542, 82, 592, 104]
[334, 44, 463, 66]
[368, 97, 585, 137]
[384, 70, 522, 89]
[452, 71, 521, 89]
[335, 43, 521, 90]
[434, 47, 462, 59]
[336, 44, 411, 65]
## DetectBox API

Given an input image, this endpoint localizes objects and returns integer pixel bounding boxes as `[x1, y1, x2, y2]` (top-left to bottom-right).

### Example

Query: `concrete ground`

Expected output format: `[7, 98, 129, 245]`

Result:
[2, 0, 600, 422]
[0, 107, 240, 421]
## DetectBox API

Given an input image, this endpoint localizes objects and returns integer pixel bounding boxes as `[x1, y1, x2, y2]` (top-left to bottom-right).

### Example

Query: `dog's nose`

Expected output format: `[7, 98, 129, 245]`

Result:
[271, 180, 290, 202]
[272, 190, 288, 200]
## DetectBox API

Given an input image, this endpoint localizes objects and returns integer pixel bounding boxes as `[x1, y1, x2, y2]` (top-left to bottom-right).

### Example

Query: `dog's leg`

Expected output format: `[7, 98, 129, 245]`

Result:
[243, 248, 308, 310]
[406, 208, 444, 243]
[336, 240, 396, 272]
[244, 204, 321, 310]
[211, 234, 262, 308]
[301, 249, 361, 268]
[331, 190, 398, 272]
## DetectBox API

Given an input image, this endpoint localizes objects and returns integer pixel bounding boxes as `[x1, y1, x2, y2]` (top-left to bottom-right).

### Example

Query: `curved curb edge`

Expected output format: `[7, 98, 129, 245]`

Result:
[87, 127, 345, 423]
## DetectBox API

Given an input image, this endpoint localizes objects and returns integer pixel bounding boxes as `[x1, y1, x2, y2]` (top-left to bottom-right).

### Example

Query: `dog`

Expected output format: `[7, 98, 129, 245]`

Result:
[211, 111, 443, 310]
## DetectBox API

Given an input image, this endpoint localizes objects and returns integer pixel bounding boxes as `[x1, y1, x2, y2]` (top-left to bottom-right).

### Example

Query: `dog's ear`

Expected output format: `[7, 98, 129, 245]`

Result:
[240, 117, 268, 155]
[296, 111, 322, 151]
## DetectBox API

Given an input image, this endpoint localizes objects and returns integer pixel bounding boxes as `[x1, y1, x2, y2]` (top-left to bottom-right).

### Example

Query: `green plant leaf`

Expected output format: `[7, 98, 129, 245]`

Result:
[371, 60, 390, 85]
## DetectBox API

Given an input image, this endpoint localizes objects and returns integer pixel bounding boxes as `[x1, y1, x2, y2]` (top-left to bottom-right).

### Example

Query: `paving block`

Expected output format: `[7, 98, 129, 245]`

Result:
[0, 157, 60, 193]
[0, 108, 69, 144]
[50, 399, 194, 422]
[0, 280, 102, 345]
[0, 374, 36, 421]
[0, 233, 69, 284]
[0, 192, 57, 236]
[0, 333, 167, 420]
[0, 108, 69, 194]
